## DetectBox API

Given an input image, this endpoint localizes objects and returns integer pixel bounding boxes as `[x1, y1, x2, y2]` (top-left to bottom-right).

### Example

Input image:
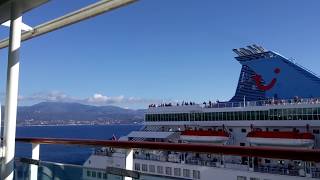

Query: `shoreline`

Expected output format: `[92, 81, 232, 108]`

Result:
[16, 123, 143, 127]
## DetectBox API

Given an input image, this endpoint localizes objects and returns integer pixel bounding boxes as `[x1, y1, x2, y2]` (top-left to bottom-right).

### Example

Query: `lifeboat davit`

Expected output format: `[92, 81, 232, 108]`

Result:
[180, 130, 230, 144]
[247, 131, 315, 148]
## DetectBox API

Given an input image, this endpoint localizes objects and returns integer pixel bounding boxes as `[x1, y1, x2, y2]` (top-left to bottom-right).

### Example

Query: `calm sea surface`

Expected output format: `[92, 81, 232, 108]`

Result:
[15, 125, 142, 165]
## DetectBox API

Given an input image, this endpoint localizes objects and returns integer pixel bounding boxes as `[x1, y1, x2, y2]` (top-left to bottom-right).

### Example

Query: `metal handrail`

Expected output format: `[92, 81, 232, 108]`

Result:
[15, 137, 320, 162]
[148, 97, 320, 110]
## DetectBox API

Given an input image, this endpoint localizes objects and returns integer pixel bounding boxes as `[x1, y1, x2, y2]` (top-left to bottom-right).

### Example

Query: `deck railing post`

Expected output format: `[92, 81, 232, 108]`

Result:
[125, 148, 133, 180]
[1, 3, 22, 180]
[30, 143, 40, 180]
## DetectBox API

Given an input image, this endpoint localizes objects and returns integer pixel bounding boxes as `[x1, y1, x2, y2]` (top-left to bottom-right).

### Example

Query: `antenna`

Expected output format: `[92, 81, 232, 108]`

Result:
[247, 46, 259, 54]
[240, 48, 252, 56]
[233, 49, 244, 56]
[253, 44, 265, 53]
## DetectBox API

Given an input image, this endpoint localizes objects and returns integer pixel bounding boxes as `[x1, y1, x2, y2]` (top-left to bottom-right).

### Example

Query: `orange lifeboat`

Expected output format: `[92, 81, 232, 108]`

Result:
[247, 131, 315, 148]
[180, 130, 230, 144]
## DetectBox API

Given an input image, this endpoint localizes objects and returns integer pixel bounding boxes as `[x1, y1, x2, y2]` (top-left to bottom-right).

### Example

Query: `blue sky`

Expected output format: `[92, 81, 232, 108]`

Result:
[0, 0, 320, 109]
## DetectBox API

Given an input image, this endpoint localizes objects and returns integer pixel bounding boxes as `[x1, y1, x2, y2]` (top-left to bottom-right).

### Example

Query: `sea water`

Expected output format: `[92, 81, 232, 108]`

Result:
[15, 125, 142, 164]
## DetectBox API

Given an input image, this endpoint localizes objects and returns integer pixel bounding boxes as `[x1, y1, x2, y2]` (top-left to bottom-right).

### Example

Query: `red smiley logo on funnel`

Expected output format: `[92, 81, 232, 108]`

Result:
[252, 68, 280, 91]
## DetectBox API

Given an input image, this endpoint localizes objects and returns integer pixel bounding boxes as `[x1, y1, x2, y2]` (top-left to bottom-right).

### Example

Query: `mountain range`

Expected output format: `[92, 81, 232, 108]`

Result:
[1, 102, 146, 126]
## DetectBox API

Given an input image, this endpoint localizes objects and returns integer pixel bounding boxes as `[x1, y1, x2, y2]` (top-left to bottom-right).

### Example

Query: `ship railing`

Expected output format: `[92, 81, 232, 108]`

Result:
[11, 137, 320, 180]
[148, 97, 320, 110]
[254, 165, 302, 177]
[203, 98, 320, 109]
[311, 168, 320, 178]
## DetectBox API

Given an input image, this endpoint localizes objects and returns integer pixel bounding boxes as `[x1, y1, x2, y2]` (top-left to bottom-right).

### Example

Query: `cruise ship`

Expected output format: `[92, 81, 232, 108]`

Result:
[82, 45, 320, 180]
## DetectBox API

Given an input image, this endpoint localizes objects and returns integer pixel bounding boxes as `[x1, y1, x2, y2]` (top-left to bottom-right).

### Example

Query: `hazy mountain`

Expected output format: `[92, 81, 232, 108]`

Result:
[12, 102, 146, 125]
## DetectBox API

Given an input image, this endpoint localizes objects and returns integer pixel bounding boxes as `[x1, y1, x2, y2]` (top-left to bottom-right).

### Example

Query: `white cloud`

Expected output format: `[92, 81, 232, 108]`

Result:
[17, 91, 163, 107]
[87, 93, 125, 105]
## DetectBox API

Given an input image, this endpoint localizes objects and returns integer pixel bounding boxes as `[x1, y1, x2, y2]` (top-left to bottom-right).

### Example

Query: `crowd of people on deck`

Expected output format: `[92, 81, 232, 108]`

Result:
[148, 101, 197, 108]
[265, 96, 320, 106]
[148, 97, 320, 108]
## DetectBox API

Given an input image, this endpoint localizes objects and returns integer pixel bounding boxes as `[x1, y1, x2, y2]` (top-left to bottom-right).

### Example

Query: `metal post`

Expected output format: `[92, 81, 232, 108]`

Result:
[1, 3, 22, 180]
[125, 149, 133, 180]
[30, 144, 40, 180]
[0, 103, 2, 158]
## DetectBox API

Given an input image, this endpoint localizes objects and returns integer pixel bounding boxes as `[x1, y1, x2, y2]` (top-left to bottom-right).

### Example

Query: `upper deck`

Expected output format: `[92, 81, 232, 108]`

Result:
[147, 97, 320, 114]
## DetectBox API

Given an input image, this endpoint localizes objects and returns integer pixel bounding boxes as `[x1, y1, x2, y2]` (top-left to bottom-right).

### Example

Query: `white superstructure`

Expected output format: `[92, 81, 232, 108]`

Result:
[83, 45, 320, 180]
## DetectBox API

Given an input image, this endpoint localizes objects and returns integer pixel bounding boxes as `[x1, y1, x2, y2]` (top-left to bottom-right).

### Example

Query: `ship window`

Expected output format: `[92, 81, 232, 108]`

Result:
[313, 129, 320, 134]
[97, 172, 102, 178]
[210, 112, 214, 121]
[273, 109, 278, 120]
[240, 142, 246, 146]
[230, 112, 234, 120]
[193, 170, 200, 179]
[103, 173, 107, 179]
[252, 111, 256, 120]
[226, 112, 231, 121]
[308, 108, 313, 120]
[282, 109, 287, 120]
[223, 112, 227, 120]
[278, 109, 283, 120]
[183, 169, 190, 177]
[234, 112, 239, 120]
[250, 178, 260, 180]
[287, 109, 292, 120]
[265, 159, 271, 163]
[86, 170, 91, 177]
[237, 176, 247, 180]
[142, 164, 148, 171]
[238, 112, 243, 120]
[92, 171, 96, 177]
[273, 129, 279, 132]
[246, 111, 251, 120]
[149, 165, 156, 173]
[219, 112, 223, 120]
[302, 108, 308, 120]
[157, 166, 163, 174]
[269, 109, 274, 120]
[313, 108, 318, 120]
[195, 113, 200, 121]
[297, 108, 302, 115]
[259, 111, 263, 120]
[265, 111, 269, 120]
[174, 168, 181, 176]
[190, 113, 195, 121]
[134, 163, 140, 171]
[293, 108, 298, 120]
[165, 167, 172, 175]
[241, 129, 247, 133]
